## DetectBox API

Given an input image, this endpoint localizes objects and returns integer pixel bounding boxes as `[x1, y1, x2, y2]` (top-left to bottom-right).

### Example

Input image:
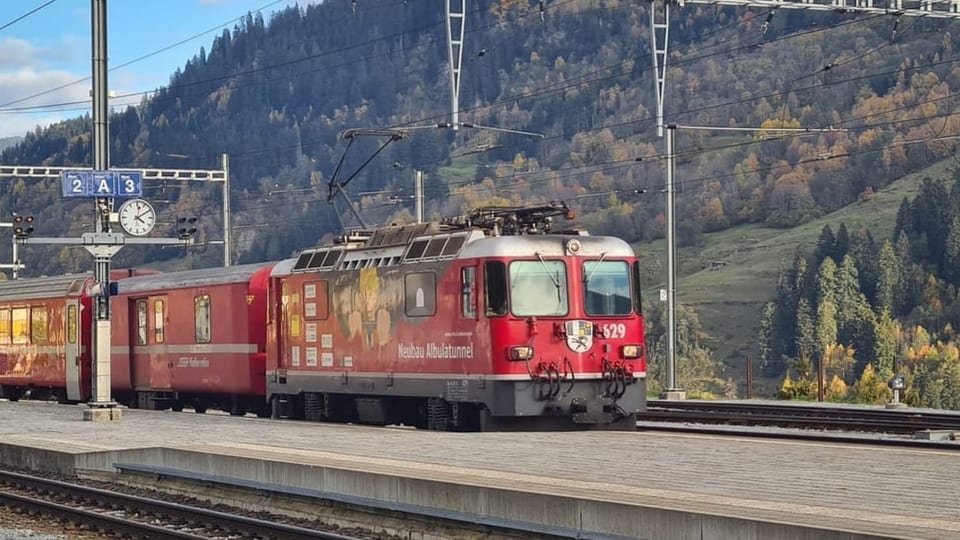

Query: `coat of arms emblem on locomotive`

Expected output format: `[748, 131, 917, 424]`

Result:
[565, 320, 593, 352]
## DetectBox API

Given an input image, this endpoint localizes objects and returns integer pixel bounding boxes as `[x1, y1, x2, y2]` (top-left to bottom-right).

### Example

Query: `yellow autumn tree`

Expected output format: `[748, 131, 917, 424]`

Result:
[851, 364, 892, 405]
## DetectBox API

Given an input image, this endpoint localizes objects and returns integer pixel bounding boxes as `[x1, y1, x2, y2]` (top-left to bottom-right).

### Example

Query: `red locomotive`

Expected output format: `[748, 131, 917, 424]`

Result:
[0, 202, 647, 430]
[266, 202, 646, 430]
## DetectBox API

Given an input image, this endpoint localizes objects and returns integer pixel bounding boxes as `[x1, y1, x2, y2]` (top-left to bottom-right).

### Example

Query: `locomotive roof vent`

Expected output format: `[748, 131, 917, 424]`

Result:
[402, 232, 473, 263]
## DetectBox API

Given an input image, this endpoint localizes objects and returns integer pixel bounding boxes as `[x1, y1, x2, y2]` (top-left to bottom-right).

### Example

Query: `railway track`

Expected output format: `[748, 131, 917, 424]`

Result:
[640, 400, 960, 435]
[0, 469, 358, 540]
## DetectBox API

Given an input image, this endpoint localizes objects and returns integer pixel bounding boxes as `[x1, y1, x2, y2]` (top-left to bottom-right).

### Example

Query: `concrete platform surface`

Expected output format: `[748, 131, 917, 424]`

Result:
[0, 400, 957, 540]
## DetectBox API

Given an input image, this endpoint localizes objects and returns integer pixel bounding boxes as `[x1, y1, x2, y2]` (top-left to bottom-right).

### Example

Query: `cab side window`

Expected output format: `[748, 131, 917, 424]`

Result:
[484, 261, 507, 317]
[461, 266, 476, 319]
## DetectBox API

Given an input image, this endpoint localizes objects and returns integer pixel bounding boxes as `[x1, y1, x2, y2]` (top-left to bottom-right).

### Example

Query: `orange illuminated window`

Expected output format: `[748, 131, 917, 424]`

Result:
[11, 308, 28, 344]
[0, 309, 10, 344]
[67, 305, 78, 344]
[31, 307, 47, 345]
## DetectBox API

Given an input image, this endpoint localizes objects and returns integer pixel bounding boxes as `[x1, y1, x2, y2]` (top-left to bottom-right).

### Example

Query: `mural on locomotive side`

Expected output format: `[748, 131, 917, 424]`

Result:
[278, 259, 483, 376]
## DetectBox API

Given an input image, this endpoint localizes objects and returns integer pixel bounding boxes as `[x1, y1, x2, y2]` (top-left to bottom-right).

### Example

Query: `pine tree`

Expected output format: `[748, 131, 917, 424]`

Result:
[835, 255, 863, 345]
[873, 310, 898, 377]
[874, 239, 901, 315]
[815, 257, 838, 363]
[893, 196, 912, 240]
[848, 302, 877, 376]
[835, 223, 850, 262]
[795, 298, 816, 362]
[894, 231, 914, 314]
[758, 301, 777, 375]
[848, 228, 878, 305]
[814, 225, 836, 267]
[944, 215, 960, 286]
[939, 358, 960, 410]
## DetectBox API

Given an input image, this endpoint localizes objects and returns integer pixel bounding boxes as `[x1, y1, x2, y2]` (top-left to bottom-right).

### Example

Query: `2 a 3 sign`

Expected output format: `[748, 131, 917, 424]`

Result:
[60, 170, 143, 198]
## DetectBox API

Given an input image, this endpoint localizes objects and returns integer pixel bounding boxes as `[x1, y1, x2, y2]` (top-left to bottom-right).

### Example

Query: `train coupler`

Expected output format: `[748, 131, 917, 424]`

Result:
[569, 396, 623, 424]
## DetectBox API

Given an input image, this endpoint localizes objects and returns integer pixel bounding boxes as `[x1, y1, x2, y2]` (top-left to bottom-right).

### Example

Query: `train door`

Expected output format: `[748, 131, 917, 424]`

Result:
[130, 296, 170, 389]
[267, 277, 286, 371]
[277, 280, 291, 369]
[64, 300, 82, 401]
[128, 298, 148, 387]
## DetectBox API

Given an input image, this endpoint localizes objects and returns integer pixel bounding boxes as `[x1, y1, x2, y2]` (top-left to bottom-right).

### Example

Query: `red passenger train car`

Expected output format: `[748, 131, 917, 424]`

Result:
[0, 269, 157, 403]
[0, 275, 93, 402]
[109, 263, 274, 415]
[266, 203, 647, 430]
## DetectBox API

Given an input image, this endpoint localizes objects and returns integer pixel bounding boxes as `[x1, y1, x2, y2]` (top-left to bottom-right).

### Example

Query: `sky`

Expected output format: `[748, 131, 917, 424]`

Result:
[0, 0, 309, 139]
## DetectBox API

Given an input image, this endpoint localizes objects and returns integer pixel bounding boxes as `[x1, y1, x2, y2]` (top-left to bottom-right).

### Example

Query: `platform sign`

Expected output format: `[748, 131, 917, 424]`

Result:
[61, 170, 143, 198]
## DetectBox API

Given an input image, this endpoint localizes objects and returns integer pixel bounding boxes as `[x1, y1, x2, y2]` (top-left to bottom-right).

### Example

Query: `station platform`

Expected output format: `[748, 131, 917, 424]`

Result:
[0, 400, 956, 540]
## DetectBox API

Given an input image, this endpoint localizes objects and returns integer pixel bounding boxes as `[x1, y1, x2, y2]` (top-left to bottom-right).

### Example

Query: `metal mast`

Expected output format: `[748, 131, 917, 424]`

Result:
[90, 0, 117, 416]
[445, 0, 465, 131]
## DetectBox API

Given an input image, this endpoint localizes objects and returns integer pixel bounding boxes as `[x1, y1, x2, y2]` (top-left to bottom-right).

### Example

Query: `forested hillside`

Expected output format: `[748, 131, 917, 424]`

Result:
[3, 0, 960, 398]
[757, 172, 960, 408]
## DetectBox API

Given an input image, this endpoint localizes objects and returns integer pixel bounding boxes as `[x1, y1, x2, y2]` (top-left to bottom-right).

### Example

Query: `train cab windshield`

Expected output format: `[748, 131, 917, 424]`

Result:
[583, 260, 632, 316]
[485, 258, 638, 318]
[509, 260, 568, 316]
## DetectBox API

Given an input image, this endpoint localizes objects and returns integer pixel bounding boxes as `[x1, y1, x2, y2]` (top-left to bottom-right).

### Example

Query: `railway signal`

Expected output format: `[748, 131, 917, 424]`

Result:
[177, 216, 198, 239]
[12, 216, 34, 239]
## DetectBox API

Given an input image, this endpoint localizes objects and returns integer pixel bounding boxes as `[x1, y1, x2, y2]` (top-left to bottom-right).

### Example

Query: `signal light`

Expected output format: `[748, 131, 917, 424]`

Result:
[12, 215, 34, 239]
[177, 216, 198, 239]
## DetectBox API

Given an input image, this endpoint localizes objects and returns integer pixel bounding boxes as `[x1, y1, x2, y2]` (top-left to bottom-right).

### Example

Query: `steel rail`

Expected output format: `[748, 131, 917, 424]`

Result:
[0, 489, 208, 539]
[636, 423, 960, 449]
[641, 400, 960, 434]
[0, 469, 358, 540]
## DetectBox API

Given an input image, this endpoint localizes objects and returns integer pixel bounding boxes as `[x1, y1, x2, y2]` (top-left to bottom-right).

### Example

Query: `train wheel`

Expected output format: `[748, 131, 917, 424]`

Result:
[269, 395, 281, 419]
[193, 403, 208, 414]
[171, 402, 184, 412]
[229, 398, 246, 416]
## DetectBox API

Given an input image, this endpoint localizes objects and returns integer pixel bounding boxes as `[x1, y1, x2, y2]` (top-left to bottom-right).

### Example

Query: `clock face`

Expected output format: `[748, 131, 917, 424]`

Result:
[118, 199, 156, 236]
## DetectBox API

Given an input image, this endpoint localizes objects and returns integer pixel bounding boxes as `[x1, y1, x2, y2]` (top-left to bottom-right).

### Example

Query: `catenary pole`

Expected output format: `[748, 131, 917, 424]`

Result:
[89, 0, 116, 413]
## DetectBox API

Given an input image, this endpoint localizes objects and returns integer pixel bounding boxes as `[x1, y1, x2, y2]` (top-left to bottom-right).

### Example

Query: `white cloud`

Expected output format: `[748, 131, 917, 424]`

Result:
[0, 67, 92, 138]
[0, 38, 42, 70]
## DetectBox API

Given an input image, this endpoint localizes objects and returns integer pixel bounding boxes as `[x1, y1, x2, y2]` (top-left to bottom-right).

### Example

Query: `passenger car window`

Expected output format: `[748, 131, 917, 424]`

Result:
[195, 294, 211, 343]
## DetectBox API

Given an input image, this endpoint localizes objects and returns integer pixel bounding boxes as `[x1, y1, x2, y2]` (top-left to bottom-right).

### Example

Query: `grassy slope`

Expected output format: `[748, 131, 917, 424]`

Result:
[633, 157, 956, 385]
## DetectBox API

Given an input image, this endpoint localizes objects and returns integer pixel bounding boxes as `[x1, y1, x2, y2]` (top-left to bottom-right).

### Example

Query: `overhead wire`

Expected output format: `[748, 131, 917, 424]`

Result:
[0, 0, 60, 33]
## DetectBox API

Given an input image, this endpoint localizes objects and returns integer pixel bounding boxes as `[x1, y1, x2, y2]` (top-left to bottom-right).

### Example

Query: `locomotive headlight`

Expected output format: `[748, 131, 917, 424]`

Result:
[509, 346, 535, 361]
[621, 344, 643, 359]
[565, 239, 582, 256]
